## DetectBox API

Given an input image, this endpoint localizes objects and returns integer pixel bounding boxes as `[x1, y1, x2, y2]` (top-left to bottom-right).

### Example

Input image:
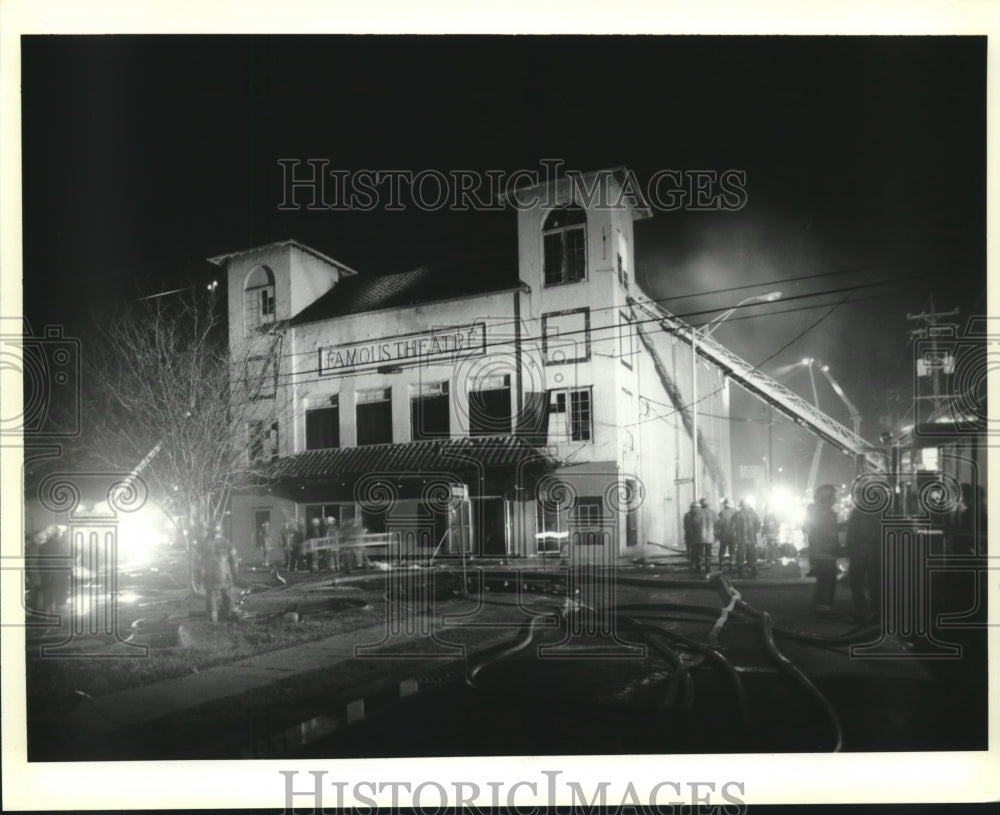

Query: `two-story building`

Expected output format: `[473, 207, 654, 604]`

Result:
[212, 168, 732, 565]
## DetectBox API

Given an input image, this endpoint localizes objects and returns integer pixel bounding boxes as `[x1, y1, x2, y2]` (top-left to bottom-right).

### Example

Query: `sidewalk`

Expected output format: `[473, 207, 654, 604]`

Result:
[40, 600, 513, 758]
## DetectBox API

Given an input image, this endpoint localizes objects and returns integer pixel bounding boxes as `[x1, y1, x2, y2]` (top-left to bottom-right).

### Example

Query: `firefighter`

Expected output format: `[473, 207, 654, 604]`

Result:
[200, 527, 238, 623]
[289, 520, 305, 571]
[731, 499, 761, 578]
[716, 498, 736, 570]
[279, 521, 294, 570]
[845, 491, 884, 623]
[762, 507, 780, 563]
[305, 517, 323, 572]
[258, 520, 272, 568]
[684, 499, 714, 573]
[804, 484, 844, 616]
[697, 498, 714, 571]
[683, 501, 701, 572]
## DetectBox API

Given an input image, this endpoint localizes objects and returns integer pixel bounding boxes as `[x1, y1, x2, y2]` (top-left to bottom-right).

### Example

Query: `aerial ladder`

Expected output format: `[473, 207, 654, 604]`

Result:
[627, 294, 885, 478]
[802, 358, 866, 492]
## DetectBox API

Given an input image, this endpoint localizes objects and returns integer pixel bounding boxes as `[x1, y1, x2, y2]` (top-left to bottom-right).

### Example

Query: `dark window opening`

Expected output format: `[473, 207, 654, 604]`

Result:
[357, 388, 392, 446]
[543, 206, 587, 286]
[244, 266, 276, 334]
[411, 383, 450, 441]
[469, 375, 511, 436]
[306, 399, 340, 450]
[361, 507, 387, 534]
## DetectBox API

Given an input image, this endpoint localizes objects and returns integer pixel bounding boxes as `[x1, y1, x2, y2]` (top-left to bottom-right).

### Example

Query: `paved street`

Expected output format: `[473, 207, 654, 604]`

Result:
[26, 561, 987, 759]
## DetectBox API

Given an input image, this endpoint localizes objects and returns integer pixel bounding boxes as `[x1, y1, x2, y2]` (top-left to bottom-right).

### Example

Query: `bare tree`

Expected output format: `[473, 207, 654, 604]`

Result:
[83, 288, 288, 589]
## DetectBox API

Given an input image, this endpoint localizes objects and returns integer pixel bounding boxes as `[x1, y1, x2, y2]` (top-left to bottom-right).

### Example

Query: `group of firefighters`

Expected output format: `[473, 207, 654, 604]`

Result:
[683, 497, 783, 578]
[254, 517, 365, 573]
[195, 516, 369, 624]
[683, 484, 884, 622]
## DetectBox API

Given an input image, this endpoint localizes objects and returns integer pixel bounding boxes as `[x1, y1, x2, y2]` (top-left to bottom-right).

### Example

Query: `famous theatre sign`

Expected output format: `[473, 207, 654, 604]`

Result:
[318, 322, 487, 375]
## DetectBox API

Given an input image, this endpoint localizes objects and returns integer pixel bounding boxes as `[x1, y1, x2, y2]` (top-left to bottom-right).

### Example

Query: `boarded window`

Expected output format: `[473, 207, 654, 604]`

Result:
[356, 388, 392, 446]
[248, 420, 279, 462]
[244, 354, 277, 399]
[542, 308, 590, 365]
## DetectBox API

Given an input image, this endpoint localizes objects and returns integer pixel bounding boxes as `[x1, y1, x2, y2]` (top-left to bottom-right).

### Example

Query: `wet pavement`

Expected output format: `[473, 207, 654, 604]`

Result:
[25, 561, 988, 759]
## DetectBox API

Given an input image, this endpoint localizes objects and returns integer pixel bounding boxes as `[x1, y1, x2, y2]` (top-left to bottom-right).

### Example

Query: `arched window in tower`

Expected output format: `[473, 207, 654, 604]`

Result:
[542, 205, 587, 286]
[244, 266, 276, 334]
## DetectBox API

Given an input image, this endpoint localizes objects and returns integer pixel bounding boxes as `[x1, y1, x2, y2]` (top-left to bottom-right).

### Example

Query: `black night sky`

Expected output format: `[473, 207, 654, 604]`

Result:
[21, 35, 987, 488]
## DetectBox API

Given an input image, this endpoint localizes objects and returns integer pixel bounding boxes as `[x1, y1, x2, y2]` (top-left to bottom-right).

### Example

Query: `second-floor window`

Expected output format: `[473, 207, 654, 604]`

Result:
[356, 387, 392, 446]
[547, 387, 592, 442]
[306, 396, 340, 450]
[248, 419, 279, 462]
[411, 381, 450, 441]
[244, 266, 276, 335]
[542, 205, 586, 286]
[469, 373, 511, 436]
[244, 355, 277, 400]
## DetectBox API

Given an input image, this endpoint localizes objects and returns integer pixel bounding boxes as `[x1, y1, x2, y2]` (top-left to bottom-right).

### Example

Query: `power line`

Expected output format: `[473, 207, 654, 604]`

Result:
[253, 282, 897, 381]
[643, 263, 894, 304]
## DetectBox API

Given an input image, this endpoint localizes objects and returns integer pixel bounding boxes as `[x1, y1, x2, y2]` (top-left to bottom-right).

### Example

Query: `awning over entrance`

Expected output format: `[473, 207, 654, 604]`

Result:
[270, 436, 559, 480]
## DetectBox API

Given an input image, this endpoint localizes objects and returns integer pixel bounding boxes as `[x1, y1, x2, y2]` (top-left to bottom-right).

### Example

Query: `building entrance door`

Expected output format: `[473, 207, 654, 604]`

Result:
[252, 508, 271, 567]
[479, 498, 508, 557]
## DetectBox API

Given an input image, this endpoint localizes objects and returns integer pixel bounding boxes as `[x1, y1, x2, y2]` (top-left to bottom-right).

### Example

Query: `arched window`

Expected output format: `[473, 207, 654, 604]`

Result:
[542, 205, 587, 286]
[244, 266, 276, 334]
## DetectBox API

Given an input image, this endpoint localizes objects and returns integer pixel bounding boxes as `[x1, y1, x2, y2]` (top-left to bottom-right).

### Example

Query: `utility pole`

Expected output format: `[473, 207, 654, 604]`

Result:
[767, 404, 774, 491]
[907, 295, 959, 424]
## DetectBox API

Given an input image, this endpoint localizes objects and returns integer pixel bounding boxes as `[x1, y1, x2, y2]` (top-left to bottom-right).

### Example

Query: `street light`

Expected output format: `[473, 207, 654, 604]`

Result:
[702, 290, 783, 337]
[692, 291, 782, 499]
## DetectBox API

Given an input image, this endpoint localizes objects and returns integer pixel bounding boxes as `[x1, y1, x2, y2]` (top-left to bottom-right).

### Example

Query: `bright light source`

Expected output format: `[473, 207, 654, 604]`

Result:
[761, 291, 783, 302]
[801, 357, 812, 365]
[920, 446, 939, 470]
[117, 506, 173, 568]
[769, 484, 793, 510]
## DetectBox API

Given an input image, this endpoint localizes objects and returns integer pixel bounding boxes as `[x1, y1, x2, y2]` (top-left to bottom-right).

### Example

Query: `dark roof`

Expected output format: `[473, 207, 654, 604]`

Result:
[207, 239, 359, 275]
[291, 255, 522, 324]
[271, 437, 557, 479]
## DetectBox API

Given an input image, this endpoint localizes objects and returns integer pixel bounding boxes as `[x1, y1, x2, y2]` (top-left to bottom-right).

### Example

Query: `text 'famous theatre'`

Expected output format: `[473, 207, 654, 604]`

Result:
[214, 169, 732, 565]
